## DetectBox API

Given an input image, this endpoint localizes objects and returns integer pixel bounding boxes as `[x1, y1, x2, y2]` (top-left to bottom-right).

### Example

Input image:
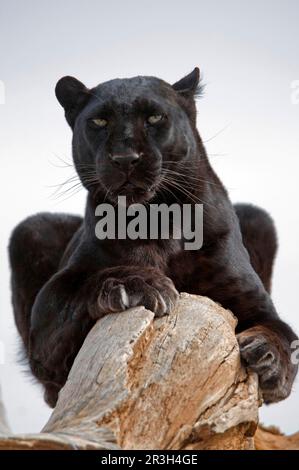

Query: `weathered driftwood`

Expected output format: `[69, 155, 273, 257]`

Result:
[0, 293, 261, 450]
[255, 425, 299, 450]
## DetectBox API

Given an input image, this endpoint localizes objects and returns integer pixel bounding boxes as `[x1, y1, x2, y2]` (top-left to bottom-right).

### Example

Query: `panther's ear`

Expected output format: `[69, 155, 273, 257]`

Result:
[172, 68, 201, 98]
[55, 76, 90, 128]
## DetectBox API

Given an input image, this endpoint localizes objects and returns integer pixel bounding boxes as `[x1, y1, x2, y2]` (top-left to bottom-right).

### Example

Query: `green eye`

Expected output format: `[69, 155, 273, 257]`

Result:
[147, 114, 163, 125]
[92, 118, 108, 127]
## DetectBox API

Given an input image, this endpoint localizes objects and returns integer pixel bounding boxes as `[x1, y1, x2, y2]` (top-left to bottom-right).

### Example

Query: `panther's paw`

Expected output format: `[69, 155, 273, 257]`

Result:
[238, 329, 295, 403]
[97, 274, 179, 318]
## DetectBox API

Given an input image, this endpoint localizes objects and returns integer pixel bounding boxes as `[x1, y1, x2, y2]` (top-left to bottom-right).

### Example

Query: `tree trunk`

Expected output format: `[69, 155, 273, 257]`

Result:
[0, 293, 296, 450]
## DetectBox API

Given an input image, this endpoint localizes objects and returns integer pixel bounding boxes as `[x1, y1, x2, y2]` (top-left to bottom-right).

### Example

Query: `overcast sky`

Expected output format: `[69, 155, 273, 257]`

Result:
[0, 0, 298, 434]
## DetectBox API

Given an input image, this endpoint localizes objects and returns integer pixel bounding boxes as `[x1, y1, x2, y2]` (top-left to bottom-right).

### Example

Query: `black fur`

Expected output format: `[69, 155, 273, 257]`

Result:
[9, 68, 298, 407]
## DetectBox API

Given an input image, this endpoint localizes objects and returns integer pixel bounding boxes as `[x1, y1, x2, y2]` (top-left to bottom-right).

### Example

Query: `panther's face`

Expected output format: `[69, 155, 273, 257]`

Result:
[55, 69, 201, 205]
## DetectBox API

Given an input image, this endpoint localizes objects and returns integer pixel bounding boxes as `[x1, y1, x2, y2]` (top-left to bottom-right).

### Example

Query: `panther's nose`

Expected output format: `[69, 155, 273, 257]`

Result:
[110, 153, 140, 172]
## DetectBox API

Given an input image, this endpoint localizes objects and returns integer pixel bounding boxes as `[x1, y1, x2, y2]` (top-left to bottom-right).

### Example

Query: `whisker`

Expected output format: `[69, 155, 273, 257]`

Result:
[161, 176, 200, 204]
[103, 186, 111, 202]
[46, 175, 80, 190]
[52, 186, 85, 205]
[157, 182, 181, 204]
[48, 153, 73, 169]
[51, 182, 83, 200]
[162, 168, 223, 188]
[161, 175, 217, 210]
[202, 123, 231, 143]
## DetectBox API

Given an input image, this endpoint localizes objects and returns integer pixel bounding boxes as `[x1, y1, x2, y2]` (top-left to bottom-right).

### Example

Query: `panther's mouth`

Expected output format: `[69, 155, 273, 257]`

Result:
[110, 180, 157, 205]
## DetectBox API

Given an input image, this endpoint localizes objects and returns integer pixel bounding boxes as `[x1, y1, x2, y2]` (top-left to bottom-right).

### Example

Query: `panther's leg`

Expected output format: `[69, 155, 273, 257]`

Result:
[195, 203, 297, 403]
[8, 212, 82, 350]
[234, 203, 277, 293]
[232, 203, 297, 402]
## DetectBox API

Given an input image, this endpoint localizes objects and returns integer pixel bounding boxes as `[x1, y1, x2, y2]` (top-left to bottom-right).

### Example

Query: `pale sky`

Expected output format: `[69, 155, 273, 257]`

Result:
[0, 0, 298, 434]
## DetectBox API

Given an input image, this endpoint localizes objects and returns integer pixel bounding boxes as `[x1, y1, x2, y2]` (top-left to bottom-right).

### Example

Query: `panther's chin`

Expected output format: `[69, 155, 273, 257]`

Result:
[111, 187, 156, 206]
[105, 181, 157, 206]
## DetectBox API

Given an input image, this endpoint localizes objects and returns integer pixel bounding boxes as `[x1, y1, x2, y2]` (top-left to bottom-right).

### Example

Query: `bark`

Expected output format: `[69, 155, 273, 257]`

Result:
[254, 425, 299, 450]
[0, 293, 294, 450]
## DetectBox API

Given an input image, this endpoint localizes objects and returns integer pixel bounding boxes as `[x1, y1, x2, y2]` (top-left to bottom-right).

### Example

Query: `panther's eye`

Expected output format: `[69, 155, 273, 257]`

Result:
[91, 118, 108, 128]
[147, 114, 163, 125]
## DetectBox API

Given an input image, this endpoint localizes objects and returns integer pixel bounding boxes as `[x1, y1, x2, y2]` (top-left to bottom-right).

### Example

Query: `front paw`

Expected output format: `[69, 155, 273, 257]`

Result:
[238, 330, 296, 403]
[96, 274, 179, 318]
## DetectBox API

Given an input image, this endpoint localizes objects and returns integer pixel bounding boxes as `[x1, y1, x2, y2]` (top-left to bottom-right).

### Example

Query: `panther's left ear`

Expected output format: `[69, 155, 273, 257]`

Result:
[172, 67, 201, 98]
[55, 76, 90, 128]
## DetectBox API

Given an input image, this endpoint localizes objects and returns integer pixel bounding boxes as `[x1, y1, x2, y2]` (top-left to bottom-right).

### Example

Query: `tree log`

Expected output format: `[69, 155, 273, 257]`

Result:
[1, 293, 298, 450]
[254, 425, 299, 450]
[0, 293, 265, 449]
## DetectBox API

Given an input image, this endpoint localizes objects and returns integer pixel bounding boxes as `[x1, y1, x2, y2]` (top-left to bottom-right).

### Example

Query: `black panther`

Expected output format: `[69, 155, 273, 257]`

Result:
[9, 68, 298, 407]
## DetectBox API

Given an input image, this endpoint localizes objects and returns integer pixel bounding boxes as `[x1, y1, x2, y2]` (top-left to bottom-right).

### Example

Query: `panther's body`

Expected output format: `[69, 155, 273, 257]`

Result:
[9, 68, 298, 407]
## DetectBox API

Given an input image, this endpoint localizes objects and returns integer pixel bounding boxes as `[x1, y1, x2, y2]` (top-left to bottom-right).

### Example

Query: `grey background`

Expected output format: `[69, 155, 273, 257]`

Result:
[0, 0, 298, 433]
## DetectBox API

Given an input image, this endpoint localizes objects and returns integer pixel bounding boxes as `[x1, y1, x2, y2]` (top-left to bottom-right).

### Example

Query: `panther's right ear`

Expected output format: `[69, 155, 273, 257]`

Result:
[55, 76, 90, 128]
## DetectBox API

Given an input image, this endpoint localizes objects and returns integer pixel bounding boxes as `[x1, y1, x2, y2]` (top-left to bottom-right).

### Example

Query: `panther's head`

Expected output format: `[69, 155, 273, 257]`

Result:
[55, 69, 202, 205]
